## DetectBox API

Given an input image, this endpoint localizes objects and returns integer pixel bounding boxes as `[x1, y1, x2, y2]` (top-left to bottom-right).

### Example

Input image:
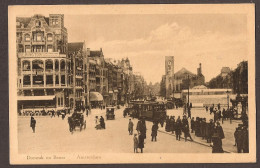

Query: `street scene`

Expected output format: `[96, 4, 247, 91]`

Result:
[16, 12, 249, 155]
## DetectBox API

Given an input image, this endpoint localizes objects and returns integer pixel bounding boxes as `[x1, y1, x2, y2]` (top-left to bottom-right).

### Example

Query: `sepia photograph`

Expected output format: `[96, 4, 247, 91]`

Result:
[8, 4, 256, 164]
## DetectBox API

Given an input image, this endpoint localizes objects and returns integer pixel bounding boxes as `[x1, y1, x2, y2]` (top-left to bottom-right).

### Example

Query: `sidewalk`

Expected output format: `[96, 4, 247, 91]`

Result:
[163, 108, 242, 153]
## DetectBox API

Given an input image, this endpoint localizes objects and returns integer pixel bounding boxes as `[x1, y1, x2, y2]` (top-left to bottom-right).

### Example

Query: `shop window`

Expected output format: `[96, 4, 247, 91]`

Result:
[58, 97, 60, 106]
[61, 97, 63, 106]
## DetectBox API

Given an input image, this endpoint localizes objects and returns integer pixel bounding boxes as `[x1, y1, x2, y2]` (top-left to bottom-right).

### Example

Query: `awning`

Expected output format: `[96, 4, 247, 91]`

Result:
[89, 92, 103, 102]
[18, 95, 55, 101]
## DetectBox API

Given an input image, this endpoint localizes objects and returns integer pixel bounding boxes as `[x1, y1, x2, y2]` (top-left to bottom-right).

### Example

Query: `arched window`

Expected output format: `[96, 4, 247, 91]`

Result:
[32, 60, 44, 70]
[24, 34, 30, 42]
[22, 60, 30, 71]
[55, 60, 59, 71]
[45, 60, 53, 70]
[60, 60, 65, 70]
[35, 20, 41, 27]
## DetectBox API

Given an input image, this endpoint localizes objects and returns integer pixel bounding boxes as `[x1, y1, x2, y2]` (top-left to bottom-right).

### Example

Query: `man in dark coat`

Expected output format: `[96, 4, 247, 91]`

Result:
[242, 126, 249, 153]
[100, 116, 105, 129]
[215, 122, 225, 146]
[138, 133, 145, 153]
[128, 119, 134, 135]
[207, 119, 215, 143]
[182, 120, 193, 142]
[236, 126, 243, 153]
[201, 118, 207, 140]
[211, 131, 224, 153]
[151, 122, 159, 141]
[195, 117, 201, 137]
[30, 117, 36, 133]
[175, 116, 182, 141]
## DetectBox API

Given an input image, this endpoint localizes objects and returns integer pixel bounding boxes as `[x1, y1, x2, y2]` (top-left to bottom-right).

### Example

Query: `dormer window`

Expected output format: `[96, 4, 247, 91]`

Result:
[35, 20, 41, 27]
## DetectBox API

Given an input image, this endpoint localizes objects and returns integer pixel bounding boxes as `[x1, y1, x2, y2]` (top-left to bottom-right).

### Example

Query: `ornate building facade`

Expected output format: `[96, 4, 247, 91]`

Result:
[17, 14, 71, 114]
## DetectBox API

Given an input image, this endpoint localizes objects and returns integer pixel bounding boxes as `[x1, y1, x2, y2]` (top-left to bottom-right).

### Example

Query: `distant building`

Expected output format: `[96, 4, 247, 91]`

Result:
[174, 63, 205, 94]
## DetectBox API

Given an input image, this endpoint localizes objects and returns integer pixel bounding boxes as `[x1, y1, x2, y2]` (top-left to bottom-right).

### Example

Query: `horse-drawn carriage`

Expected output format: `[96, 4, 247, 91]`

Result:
[68, 112, 86, 133]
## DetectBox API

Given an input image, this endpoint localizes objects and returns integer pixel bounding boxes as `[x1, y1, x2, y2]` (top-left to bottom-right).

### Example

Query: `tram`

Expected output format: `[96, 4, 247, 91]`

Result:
[129, 101, 166, 122]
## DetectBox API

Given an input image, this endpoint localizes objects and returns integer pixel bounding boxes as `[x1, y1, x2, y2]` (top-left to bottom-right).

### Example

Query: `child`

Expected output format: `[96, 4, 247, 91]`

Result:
[133, 133, 138, 153]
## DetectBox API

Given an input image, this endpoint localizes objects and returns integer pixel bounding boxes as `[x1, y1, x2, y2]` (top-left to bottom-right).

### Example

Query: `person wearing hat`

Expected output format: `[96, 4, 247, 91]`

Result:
[128, 119, 134, 135]
[133, 133, 139, 153]
[211, 130, 224, 153]
[191, 117, 195, 133]
[175, 116, 182, 141]
[151, 122, 158, 142]
[30, 117, 36, 133]
[207, 119, 215, 143]
[138, 133, 145, 153]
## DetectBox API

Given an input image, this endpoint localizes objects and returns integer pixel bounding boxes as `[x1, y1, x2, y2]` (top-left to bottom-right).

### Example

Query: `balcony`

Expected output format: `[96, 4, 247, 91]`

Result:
[18, 52, 63, 58]
[32, 40, 45, 45]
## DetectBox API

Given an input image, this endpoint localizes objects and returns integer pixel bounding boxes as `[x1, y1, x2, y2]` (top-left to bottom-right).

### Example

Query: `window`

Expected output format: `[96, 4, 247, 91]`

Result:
[61, 75, 65, 85]
[61, 97, 63, 106]
[46, 75, 53, 85]
[55, 60, 59, 71]
[22, 61, 30, 71]
[35, 20, 41, 27]
[23, 75, 31, 85]
[47, 45, 53, 52]
[47, 34, 53, 41]
[25, 45, 31, 52]
[33, 75, 44, 85]
[25, 34, 30, 42]
[45, 60, 53, 70]
[58, 98, 60, 106]
[56, 75, 59, 84]
[60, 60, 65, 70]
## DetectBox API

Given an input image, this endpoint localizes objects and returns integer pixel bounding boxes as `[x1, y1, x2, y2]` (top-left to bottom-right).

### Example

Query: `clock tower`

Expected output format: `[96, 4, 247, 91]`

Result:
[165, 56, 174, 98]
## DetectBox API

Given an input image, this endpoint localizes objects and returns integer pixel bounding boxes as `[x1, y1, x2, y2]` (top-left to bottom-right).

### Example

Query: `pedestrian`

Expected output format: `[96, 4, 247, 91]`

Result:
[191, 117, 195, 133]
[201, 118, 206, 140]
[183, 122, 193, 142]
[215, 122, 225, 145]
[151, 122, 158, 142]
[170, 116, 175, 134]
[128, 119, 134, 135]
[211, 131, 224, 153]
[207, 119, 215, 143]
[136, 119, 142, 133]
[141, 119, 147, 139]
[234, 127, 239, 146]
[165, 116, 171, 132]
[51, 110, 55, 118]
[85, 108, 88, 117]
[242, 126, 249, 153]
[30, 117, 36, 133]
[175, 116, 182, 141]
[133, 133, 139, 153]
[236, 125, 243, 153]
[100, 116, 105, 129]
[138, 133, 145, 153]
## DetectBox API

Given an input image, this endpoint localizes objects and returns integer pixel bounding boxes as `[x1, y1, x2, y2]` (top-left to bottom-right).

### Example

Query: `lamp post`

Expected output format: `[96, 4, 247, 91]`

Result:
[226, 88, 231, 124]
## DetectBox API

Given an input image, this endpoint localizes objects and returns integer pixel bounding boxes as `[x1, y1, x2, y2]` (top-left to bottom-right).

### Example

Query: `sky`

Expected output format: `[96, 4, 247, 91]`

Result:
[64, 14, 248, 84]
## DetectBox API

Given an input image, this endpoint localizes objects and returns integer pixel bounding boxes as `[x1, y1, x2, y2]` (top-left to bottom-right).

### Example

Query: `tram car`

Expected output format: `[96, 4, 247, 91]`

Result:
[130, 101, 166, 122]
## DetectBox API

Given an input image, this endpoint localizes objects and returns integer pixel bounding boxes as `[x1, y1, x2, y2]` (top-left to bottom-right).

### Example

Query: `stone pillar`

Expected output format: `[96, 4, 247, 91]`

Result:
[59, 59, 61, 87]
[43, 59, 46, 87]
[53, 59, 55, 87]
[30, 60, 33, 87]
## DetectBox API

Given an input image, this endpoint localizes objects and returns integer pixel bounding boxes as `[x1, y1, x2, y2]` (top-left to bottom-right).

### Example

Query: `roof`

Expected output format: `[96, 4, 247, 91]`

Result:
[221, 67, 231, 73]
[16, 17, 31, 28]
[68, 42, 84, 53]
[174, 68, 195, 78]
[192, 85, 208, 89]
[90, 51, 102, 57]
